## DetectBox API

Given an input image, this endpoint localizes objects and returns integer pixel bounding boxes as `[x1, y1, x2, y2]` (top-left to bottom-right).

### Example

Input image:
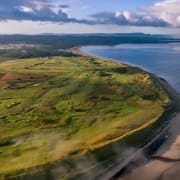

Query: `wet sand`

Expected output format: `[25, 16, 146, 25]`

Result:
[121, 112, 180, 180]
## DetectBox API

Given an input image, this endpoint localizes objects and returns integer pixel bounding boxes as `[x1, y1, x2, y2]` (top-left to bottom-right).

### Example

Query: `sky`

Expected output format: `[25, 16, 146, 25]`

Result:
[0, 0, 180, 34]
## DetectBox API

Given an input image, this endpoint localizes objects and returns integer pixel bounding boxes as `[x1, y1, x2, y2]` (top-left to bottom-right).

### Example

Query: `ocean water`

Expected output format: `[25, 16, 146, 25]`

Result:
[81, 43, 180, 92]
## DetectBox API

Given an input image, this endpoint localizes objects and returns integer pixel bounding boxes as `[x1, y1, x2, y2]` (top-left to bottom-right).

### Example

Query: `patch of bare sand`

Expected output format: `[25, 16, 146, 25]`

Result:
[121, 113, 180, 180]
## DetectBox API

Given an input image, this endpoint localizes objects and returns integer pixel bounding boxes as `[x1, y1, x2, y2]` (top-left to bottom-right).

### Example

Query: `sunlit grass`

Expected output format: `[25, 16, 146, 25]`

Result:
[0, 55, 169, 177]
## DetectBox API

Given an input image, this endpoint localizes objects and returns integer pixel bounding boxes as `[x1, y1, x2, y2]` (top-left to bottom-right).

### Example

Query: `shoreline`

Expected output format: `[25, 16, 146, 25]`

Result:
[75, 45, 180, 102]
[122, 112, 180, 180]
[70, 47, 143, 68]
[71, 47, 179, 97]
[73, 47, 180, 101]
[75, 47, 180, 180]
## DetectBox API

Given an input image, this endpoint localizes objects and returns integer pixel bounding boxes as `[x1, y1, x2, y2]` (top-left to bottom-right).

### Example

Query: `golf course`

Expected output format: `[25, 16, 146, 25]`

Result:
[0, 53, 170, 179]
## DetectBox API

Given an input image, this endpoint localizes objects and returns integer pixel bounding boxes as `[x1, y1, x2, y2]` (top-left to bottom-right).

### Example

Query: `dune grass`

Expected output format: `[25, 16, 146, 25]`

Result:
[0, 55, 169, 178]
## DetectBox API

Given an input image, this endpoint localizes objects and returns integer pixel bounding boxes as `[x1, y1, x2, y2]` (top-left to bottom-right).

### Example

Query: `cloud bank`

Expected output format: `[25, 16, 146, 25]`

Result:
[0, 0, 79, 23]
[0, 0, 179, 27]
[91, 0, 180, 27]
[147, 0, 180, 27]
[91, 11, 169, 27]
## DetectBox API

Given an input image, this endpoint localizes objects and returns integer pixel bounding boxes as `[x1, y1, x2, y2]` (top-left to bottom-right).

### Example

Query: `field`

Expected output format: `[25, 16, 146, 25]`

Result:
[0, 54, 169, 179]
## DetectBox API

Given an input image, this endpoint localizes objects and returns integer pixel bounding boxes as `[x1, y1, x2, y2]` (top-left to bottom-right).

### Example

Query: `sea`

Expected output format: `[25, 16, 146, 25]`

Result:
[81, 43, 180, 92]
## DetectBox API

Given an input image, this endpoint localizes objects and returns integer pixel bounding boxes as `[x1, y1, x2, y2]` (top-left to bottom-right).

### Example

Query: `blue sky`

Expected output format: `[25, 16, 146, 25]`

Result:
[0, 0, 179, 34]
[67, 0, 158, 18]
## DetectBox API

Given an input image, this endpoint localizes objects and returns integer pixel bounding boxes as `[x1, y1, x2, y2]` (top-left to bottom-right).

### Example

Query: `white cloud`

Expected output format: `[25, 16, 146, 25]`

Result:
[0, 0, 179, 29]
[0, 0, 78, 23]
[115, 11, 122, 18]
[19, 6, 34, 13]
[91, 0, 180, 28]
[145, 0, 180, 27]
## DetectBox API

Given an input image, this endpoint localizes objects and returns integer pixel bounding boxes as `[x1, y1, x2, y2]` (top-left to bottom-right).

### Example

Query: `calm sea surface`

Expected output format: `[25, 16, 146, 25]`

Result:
[81, 43, 180, 92]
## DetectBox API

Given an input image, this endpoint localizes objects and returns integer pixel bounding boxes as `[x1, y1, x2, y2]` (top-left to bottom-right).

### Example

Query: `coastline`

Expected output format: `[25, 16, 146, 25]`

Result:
[71, 47, 179, 97]
[72, 47, 180, 101]
[70, 47, 141, 68]
[122, 112, 180, 180]
[75, 47, 180, 180]
[75, 45, 180, 103]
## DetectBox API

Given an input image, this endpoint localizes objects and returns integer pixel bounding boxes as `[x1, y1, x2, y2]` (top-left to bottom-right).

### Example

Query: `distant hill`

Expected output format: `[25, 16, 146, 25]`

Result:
[0, 33, 179, 58]
[0, 33, 179, 48]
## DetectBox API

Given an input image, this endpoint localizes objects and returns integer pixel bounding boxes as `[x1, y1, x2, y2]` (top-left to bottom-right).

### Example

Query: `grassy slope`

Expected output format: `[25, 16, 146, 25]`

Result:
[0, 55, 169, 178]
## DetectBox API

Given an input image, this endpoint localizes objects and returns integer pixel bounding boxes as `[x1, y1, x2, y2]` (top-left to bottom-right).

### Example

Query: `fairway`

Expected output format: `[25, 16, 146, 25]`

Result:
[0, 54, 169, 179]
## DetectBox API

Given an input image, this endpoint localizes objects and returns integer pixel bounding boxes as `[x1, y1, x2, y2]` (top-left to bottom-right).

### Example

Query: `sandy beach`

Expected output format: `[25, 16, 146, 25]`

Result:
[121, 112, 180, 180]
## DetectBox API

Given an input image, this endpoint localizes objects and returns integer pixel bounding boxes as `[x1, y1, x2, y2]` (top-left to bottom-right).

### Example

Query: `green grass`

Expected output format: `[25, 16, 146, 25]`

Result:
[0, 55, 169, 179]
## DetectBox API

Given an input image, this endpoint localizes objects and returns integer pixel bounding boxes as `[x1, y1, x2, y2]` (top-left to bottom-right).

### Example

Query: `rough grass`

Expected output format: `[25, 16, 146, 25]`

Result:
[0, 55, 169, 178]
